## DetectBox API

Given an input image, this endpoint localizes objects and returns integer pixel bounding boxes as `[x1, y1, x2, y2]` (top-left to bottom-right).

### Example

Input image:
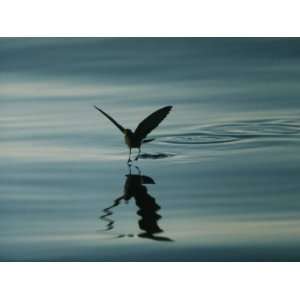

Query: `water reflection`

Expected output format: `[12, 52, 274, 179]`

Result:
[100, 166, 173, 242]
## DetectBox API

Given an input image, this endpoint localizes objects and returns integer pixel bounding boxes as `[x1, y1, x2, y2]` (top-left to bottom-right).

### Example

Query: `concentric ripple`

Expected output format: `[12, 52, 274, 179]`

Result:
[159, 118, 300, 146]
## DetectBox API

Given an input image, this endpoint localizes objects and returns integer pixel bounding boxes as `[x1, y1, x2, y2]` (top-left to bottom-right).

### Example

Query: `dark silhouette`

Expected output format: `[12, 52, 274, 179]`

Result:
[94, 105, 172, 163]
[100, 166, 173, 242]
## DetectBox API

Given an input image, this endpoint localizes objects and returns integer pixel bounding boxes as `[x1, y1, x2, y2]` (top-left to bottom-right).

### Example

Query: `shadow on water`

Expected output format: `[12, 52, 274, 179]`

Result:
[139, 152, 175, 159]
[100, 166, 173, 242]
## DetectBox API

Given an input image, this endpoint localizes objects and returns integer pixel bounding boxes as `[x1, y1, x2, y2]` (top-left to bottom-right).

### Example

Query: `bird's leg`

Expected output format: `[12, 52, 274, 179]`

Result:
[127, 148, 132, 164]
[134, 165, 141, 175]
[134, 148, 141, 161]
[134, 165, 143, 184]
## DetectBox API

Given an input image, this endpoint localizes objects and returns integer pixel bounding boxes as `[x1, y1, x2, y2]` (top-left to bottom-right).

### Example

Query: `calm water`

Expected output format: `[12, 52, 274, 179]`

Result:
[1, 38, 300, 261]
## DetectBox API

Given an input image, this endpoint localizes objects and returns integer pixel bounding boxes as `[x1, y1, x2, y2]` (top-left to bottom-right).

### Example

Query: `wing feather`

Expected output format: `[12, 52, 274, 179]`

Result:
[94, 105, 125, 133]
[134, 106, 172, 141]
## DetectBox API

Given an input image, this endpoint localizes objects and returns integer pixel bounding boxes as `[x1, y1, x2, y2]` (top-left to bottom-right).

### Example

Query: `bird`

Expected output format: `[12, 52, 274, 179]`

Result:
[94, 105, 172, 163]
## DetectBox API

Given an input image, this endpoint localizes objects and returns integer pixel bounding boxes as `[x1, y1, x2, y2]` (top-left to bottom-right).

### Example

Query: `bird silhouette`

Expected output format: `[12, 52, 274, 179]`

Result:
[100, 165, 173, 242]
[94, 105, 172, 163]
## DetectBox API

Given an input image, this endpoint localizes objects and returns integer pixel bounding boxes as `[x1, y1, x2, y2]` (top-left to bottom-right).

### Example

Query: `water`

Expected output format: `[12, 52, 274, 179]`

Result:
[1, 38, 300, 261]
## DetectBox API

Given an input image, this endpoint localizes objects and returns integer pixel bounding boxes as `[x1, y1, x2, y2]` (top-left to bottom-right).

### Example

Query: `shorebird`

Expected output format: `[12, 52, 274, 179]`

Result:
[94, 105, 172, 163]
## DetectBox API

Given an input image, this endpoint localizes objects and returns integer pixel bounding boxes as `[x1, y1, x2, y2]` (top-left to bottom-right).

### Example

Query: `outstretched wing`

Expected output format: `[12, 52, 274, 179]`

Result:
[94, 105, 125, 133]
[134, 106, 172, 141]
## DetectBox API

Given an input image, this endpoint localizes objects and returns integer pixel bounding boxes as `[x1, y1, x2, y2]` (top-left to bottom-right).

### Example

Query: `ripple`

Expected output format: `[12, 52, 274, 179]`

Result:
[159, 118, 300, 146]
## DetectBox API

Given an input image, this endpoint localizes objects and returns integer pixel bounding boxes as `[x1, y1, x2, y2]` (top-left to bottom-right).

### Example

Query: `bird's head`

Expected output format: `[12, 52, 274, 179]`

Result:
[124, 128, 134, 137]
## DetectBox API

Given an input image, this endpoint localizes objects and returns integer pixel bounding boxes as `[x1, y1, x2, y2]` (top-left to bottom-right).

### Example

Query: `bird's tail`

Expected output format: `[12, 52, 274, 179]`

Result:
[142, 138, 155, 144]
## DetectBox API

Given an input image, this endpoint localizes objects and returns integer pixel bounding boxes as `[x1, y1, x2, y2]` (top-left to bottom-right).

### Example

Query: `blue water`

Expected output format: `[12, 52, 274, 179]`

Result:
[1, 38, 300, 261]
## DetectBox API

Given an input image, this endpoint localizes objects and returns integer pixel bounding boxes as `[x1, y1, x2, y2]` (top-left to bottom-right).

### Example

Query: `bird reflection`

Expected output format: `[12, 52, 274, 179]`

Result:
[100, 166, 173, 242]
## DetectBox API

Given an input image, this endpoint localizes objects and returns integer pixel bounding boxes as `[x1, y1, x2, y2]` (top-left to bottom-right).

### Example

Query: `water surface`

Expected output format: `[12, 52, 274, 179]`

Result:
[1, 38, 300, 261]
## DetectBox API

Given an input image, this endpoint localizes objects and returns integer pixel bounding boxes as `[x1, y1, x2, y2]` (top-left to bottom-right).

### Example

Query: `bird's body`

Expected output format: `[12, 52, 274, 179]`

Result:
[94, 105, 172, 163]
[124, 129, 140, 149]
